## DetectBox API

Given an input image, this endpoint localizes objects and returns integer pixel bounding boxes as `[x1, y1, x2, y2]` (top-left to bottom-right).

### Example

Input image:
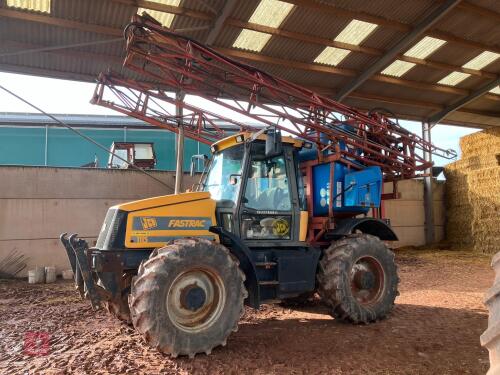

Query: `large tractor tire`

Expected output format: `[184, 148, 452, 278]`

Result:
[129, 238, 247, 358]
[104, 272, 133, 324]
[481, 252, 500, 374]
[317, 234, 399, 324]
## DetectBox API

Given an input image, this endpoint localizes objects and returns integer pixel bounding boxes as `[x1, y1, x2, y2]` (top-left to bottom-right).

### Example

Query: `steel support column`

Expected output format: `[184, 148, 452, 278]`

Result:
[174, 91, 185, 194]
[422, 121, 434, 245]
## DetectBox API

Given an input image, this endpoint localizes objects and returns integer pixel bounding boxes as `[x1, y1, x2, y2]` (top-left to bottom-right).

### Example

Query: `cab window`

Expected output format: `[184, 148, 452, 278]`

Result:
[244, 154, 291, 211]
[203, 144, 243, 204]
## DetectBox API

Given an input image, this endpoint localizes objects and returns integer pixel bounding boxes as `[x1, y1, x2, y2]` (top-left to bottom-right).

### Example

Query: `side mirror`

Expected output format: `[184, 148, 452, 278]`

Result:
[265, 128, 282, 158]
[190, 154, 209, 177]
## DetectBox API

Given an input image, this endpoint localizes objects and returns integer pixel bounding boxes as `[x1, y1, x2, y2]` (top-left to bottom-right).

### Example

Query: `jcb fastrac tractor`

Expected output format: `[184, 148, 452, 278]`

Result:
[60, 14, 456, 358]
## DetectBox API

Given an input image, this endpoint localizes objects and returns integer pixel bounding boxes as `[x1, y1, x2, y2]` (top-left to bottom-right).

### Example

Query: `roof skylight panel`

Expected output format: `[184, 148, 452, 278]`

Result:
[490, 86, 500, 95]
[381, 60, 416, 77]
[314, 47, 351, 66]
[248, 0, 294, 28]
[137, 0, 181, 28]
[314, 19, 378, 66]
[438, 72, 471, 86]
[404, 36, 446, 59]
[232, 0, 294, 52]
[334, 20, 378, 46]
[6, 0, 51, 13]
[233, 30, 272, 52]
[462, 51, 500, 70]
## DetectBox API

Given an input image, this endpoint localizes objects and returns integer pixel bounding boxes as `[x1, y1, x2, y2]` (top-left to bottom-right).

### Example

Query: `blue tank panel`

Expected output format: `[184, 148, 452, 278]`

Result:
[312, 162, 376, 216]
[312, 163, 332, 216]
[344, 167, 382, 208]
[298, 122, 382, 216]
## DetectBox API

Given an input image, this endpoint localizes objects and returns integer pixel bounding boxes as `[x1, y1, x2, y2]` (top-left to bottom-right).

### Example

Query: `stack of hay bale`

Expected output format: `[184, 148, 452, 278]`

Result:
[444, 128, 500, 253]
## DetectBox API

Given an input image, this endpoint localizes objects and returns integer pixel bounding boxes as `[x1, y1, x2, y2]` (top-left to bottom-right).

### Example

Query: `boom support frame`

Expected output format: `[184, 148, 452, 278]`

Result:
[92, 13, 456, 181]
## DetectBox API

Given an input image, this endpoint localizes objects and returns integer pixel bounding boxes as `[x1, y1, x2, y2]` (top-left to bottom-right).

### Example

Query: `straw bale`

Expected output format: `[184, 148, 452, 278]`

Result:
[444, 128, 500, 254]
[459, 128, 500, 156]
[450, 155, 497, 171]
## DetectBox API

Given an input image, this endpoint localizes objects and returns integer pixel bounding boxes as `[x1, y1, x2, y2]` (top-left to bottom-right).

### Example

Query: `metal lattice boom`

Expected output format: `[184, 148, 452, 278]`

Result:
[92, 14, 457, 181]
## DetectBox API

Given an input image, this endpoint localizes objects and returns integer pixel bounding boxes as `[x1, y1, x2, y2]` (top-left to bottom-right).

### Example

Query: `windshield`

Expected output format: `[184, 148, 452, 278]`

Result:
[203, 144, 244, 203]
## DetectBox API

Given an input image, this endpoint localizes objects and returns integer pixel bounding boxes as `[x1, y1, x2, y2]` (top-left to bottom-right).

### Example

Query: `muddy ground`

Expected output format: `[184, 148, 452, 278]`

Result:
[0, 249, 493, 374]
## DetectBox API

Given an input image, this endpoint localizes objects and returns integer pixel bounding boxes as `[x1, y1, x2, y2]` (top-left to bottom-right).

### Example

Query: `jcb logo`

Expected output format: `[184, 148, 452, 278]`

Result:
[273, 218, 289, 236]
[140, 217, 158, 230]
[168, 219, 206, 228]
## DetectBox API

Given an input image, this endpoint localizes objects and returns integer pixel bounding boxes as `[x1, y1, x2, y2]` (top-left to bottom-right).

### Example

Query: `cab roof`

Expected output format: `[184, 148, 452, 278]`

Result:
[211, 131, 304, 153]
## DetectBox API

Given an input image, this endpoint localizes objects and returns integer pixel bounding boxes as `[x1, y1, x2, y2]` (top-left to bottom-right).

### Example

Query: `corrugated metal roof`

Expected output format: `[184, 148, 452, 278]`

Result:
[318, 0, 435, 25]
[0, 0, 498, 128]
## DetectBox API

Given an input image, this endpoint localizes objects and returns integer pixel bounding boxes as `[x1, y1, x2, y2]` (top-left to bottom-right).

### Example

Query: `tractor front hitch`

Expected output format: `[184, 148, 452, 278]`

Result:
[60, 233, 110, 309]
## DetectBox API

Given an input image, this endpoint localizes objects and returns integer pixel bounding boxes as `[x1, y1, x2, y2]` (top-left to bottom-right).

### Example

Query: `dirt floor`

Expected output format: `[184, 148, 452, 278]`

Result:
[0, 249, 493, 374]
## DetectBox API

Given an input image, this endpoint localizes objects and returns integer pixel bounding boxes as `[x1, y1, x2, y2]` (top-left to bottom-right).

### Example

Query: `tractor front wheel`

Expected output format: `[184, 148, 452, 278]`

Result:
[317, 234, 399, 323]
[129, 238, 247, 358]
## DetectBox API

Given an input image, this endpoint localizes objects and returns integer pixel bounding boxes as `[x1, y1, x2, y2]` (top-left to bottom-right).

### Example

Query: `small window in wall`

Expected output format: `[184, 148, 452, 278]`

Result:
[110, 149, 128, 169]
[7, 0, 51, 13]
[134, 143, 154, 160]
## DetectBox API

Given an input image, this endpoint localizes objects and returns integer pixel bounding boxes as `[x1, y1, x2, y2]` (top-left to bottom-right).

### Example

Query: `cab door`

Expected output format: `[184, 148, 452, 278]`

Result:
[238, 142, 301, 246]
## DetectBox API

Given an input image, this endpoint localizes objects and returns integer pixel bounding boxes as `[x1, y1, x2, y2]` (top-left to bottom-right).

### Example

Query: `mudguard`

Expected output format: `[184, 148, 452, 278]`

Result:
[209, 226, 260, 308]
[326, 218, 398, 241]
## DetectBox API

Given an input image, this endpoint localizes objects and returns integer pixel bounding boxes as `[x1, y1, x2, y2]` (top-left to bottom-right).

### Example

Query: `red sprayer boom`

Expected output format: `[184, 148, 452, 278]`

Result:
[92, 13, 456, 181]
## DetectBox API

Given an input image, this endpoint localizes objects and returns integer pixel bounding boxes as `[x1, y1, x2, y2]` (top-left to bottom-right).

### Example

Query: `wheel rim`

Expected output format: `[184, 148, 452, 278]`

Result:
[166, 268, 226, 333]
[350, 256, 385, 306]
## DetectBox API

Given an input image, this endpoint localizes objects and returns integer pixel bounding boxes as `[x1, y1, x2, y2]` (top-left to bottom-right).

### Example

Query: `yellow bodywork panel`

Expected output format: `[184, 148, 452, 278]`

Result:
[212, 132, 304, 153]
[114, 192, 218, 249]
[299, 211, 308, 242]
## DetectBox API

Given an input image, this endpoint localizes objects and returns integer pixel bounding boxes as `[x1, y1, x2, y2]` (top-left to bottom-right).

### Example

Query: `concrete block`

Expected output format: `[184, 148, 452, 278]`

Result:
[384, 178, 445, 201]
[384, 200, 424, 227]
[0, 166, 200, 199]
[390, 226, 425, 247]
[0, 198, 123, 239]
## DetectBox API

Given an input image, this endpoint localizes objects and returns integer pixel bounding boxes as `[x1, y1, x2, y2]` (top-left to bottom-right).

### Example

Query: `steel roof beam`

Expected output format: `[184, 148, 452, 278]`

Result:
[335, 0, 463, 102]
[0, 8, 122, 36]
[113, 0, 212, 21]
[205, 0, 238, 45]
[218, 48, 469, 97]
[428, 77, 500, 126]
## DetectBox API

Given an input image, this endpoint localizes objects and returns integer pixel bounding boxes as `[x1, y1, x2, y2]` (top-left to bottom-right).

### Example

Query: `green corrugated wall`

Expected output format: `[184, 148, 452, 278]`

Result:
[0, 126, 211, 170]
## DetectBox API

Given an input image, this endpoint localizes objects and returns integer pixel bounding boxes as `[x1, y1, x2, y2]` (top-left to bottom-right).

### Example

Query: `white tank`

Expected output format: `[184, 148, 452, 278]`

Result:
[28, 267, 45, 284]
[45, 266, 56, 283]
[62, 269, 74, 280]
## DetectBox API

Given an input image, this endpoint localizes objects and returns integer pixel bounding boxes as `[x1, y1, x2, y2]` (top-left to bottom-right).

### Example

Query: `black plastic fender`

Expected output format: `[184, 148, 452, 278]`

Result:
[209, 226, 260, 308]
[325, 218, 398, 241]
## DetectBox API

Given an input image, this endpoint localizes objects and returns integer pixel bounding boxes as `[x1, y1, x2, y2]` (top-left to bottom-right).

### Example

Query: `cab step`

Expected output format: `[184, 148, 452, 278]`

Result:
[258, 280, 279, 286]
[255, 261, 277, 268]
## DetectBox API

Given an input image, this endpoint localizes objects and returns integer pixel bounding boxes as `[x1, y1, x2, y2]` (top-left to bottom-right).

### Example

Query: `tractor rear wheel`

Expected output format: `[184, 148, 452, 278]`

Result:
[129, 238, 247, 358]
[317, 234, 399, 323]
